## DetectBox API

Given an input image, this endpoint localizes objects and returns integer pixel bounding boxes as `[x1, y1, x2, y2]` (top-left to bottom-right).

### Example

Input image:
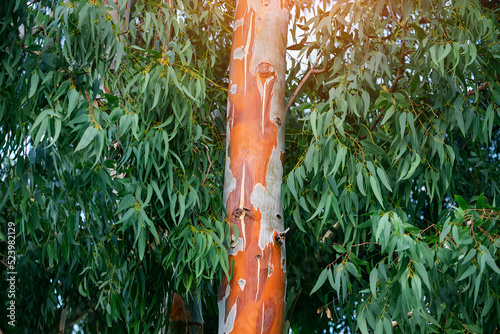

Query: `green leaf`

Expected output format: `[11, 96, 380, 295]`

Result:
[310, 111, 318, 139]
[117, 208, 135, 225]
[293, 208, 306, 232]
[9, 180, 16, 206]
[462, 248, 477, 263]
[414, 262, 431, 290]
[482, 249, 500, 274]
[75, 126, 98, 151]
[138, 228, 146, 260]
[369, 268, 378, 297]
[29, 73, 39, 98]
[327, 268, 335, 289]
[333, 244, 347, 253]
[178, 194, 185, 223]
[141, 210, 160, 241]
[412, 274, 422, 301]
[345, 262, 360, 278]
[358, 308, 369, 334]
[399, 112, 406, 138]
[51, 118, 62, 146]
[458, 265, 476, 281]
[78, 284, 87, 298]
[440, 220, 452, 243]
[308, 193, 327, 221]
[466, 43, 477, 66]
[401, 153, 421, 180]
[331, 195, 343, 228]
[357, 169, 366, 196]
[287, 172, 298, 200]
[376, 167, 392, 191]
[331, 145, 346, 175]
[454, 195, 468, 210]
[117, 195, 135, 214]
[115, 42, 124, 71]
[369, 175, 384, 207]
[310, 268, 328, 295]
[67, 89, 79, 119]
[376, 213, 389, 241]
[380, 105, 395, 126]
[31, 109, 50, 130]
[33, 118, 48, 145]
[150, 180, 164, 206]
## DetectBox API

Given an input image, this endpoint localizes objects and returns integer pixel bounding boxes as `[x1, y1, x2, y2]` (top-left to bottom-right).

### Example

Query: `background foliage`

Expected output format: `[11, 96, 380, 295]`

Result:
[0, 0, 499, 333]
[283, 0, 500, 332]
[1, 0, 232, 332]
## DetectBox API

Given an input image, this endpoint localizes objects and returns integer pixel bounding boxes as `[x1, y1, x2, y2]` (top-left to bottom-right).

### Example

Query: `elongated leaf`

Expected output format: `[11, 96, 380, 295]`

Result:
[150, 180, 164, 206]
[67, 89, 79, 119]
[369, 175, 384, 207]
[29, 73, 39, 98]
[458, 265, 477, 281]
[414, 262, 431, 290]
[454, 195, 468, 210]
[369, 268, 378, 297]
[117, 195, 135, 214]
[310, 268, 328, 295]
[376, 167, 392, 191]
[138, 228, 146, 260]
[75, 126, 98, 151]
[483, 250, 500, 274]
[357, 169, 366, 196]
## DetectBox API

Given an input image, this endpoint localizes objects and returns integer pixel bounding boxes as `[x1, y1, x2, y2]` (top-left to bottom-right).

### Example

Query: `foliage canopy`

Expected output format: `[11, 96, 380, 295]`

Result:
[1, 0, 499, 333]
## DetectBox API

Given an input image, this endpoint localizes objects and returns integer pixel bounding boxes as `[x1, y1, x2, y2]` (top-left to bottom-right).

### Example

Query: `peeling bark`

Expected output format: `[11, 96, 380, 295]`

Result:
[219, 0, 289, 333]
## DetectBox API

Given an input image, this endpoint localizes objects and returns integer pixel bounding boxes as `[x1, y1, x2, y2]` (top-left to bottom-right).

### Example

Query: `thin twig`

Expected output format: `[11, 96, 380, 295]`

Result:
[467, 82, 488, 97]
[417, 224, 437, 241]
[285, 50, 328, 114]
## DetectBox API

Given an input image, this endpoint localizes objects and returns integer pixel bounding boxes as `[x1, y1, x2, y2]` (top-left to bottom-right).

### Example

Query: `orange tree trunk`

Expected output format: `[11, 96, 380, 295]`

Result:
[218, 0, 290, 333]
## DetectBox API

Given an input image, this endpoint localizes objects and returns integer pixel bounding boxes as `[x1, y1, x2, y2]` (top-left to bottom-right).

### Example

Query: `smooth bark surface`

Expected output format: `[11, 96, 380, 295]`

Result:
[218, 0, 290, 333]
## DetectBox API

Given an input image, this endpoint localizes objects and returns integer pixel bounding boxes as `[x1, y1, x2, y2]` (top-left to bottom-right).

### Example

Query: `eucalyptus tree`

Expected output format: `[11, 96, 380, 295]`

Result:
[218, 0, 290, 331]
[282, 0, 500, 332]
[0, 0, 500, 334]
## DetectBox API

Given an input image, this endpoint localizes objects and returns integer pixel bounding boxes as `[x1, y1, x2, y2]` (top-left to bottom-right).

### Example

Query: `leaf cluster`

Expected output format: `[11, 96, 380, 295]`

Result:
[0, 0, 233, 332]
[283, 0, 500, 332]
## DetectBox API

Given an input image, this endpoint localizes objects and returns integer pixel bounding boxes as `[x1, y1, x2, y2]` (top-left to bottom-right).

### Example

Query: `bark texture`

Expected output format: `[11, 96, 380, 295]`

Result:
[218, 0, 290, 333]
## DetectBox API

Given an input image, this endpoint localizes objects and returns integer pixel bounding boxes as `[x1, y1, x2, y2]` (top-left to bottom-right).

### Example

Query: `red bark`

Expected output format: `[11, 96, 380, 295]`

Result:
[219, 0, 290, 333]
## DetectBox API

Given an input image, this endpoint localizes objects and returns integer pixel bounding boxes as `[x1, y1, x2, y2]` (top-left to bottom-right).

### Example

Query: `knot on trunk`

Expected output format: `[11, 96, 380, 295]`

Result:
[257, 62, 275, 78]
[233, 207, 252, 219]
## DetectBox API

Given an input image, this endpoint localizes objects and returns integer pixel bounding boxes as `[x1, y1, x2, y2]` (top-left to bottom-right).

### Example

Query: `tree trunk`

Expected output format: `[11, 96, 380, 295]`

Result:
[167, 293, 204, 334]
[218, 0, 290, 333]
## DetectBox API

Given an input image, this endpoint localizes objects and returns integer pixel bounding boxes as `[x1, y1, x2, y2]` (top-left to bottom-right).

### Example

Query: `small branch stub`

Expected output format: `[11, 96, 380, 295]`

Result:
[274, 227, 290, 246]
[233, 207, 252, 219]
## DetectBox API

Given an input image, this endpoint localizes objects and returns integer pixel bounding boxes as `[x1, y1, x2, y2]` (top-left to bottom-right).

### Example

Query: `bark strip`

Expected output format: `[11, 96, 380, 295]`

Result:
[219, 0, 290, 333]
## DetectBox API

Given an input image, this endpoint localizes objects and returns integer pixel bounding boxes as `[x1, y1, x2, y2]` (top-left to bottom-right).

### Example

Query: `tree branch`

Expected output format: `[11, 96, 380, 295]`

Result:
[59, 298, 69, 334]
[52, 299, 95, 334]
[467, 81, 488, 97]
[63, 305, 93, 333]
[285, 50, 328, 114]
